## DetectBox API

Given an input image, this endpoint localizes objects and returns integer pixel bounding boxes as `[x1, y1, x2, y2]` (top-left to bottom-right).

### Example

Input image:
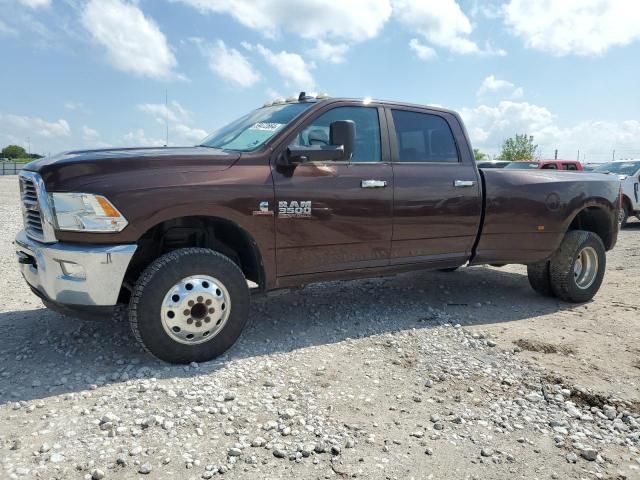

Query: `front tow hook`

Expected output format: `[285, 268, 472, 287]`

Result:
[17, 251, 36, 266]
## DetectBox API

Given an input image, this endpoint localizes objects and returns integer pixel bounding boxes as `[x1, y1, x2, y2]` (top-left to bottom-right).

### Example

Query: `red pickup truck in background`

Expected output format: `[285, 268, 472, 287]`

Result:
[505, 160, 584, 171]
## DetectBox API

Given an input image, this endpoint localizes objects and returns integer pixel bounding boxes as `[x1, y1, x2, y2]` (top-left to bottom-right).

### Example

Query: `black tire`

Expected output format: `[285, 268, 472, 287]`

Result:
[549, 230, 606, 303]
[620, 203, 629, 228]
[526, 261, 553, 297]
[129, 248, 249, 364]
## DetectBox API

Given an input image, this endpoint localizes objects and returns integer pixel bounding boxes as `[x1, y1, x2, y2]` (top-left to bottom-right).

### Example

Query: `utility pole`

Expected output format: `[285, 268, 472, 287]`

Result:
[554, 149, 558, 160]
[612, 149, 615, 161]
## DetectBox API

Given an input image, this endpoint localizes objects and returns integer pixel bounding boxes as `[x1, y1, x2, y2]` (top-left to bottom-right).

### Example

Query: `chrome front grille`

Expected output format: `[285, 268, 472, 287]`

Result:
[20, 177, 44, 238]
[19, 172, 56, 243]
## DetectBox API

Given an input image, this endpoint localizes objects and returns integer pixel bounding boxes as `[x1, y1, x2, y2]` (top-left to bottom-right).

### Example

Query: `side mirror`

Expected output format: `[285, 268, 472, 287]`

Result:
[329, 120, 355, 161]
[282, 120, 356, 165]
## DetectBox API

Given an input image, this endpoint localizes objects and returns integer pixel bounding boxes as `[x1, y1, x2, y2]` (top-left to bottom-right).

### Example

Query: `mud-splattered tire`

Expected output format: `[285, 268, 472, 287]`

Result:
[526, 261, 553, 297]
[549, 231, 606, 303]
[129, 248, 249, 364]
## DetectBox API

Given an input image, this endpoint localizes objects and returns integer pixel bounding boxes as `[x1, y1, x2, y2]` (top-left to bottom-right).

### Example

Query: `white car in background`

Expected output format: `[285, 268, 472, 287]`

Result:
[594, 160, 640, 226]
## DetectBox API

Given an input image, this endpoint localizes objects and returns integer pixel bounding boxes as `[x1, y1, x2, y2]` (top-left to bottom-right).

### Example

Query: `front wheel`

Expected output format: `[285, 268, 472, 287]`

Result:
[129, 248, 249, 364]
[549, 231, 606, 303]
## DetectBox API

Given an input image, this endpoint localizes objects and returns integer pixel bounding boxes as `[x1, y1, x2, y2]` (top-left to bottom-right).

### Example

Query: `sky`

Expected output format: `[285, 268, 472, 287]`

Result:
[1, 0, 640, 162]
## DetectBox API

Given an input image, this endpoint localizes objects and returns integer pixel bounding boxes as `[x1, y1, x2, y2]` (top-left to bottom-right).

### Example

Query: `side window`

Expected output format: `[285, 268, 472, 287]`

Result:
[565, 163, 577, 171]
[294, 106, 381, 162]
[541, 163, 557, 170]
[391, 110, 459, 163]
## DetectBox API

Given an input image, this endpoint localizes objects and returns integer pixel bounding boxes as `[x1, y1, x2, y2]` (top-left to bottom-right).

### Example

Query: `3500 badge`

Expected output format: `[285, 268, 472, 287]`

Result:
[278, 201, 312, 218]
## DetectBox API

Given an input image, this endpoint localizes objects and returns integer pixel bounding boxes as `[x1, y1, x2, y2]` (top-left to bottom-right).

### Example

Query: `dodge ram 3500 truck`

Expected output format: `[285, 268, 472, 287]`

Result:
[15, 95, 621, 363]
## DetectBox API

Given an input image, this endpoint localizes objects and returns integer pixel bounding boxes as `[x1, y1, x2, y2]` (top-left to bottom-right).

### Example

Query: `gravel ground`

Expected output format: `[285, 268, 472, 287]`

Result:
[0, 175, 639, 480]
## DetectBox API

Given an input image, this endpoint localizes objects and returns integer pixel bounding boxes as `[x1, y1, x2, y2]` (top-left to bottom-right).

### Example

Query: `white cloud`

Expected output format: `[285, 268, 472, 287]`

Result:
[254, 44, 315, 90]
[394, 0, 506, 56]
[309, 40, 350, 64]
[460, 101, 640, 161]
[198, 39, 261, 88]
[123, 129, 165, 147]
[17, 0, 50, 8]
[504, 0, 640, 56]
[81, 0, 177, 79]
[82, 126, 99, 140]
[393, 0, 479, 54]
[138, 100, 192, 124]
[64, 101, 84, 111]
[408, 38, 436, 60]
[0, 113, 70, 138]
[137, 101, 207, 145]
[477, 75, 523, 98]
[0, 19, 18, 36]
[173, 124, 208, 143]
[171, 0, 391, 43]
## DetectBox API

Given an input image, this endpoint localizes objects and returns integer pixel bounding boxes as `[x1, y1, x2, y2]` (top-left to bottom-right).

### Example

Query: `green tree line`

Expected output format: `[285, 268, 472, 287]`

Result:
[1, 145, 43, 162]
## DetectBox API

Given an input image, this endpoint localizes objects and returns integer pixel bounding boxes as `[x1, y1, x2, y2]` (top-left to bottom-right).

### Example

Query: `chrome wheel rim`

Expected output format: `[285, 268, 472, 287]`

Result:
[160, 275, 231, 345]
[573, 246, 598, 290]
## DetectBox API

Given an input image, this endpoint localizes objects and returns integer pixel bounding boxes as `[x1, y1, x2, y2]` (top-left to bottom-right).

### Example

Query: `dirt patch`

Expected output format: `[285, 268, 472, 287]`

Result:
[514, 338, 576, 355]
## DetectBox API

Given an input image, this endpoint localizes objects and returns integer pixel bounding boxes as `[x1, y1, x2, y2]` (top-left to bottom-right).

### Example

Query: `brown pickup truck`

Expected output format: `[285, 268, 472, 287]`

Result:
[15, 94, 621, 363]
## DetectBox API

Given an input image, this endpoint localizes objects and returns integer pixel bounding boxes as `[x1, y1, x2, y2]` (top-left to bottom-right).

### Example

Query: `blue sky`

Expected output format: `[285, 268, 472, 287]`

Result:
[1, 0, 639, 162]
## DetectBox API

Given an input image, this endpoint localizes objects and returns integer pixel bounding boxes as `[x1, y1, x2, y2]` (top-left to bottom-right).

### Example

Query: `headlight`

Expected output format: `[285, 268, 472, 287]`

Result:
[50, 193, 128, 232]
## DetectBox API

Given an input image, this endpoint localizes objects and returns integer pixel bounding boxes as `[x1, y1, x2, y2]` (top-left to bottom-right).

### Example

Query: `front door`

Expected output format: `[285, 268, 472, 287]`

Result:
[272, 104, 393, 277]
[386, 107, 482, 266]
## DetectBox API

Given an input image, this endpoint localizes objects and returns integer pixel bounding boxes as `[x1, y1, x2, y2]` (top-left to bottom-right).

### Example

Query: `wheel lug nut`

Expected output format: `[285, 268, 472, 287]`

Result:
[195, 321, 202, 328]
[183, 309, 190, 316]
[205, 299, 212, 305]
[205, 317, 211, 323]
[187, 318, 193, 325]
[197, 296, 203, 302]
[208, 308, 215, 314]
[188, 300, 195, 307]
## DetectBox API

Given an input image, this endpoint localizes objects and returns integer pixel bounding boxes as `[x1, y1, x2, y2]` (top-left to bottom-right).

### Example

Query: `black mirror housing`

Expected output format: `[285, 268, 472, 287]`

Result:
[330, 120, 355, 161]
[282, 119, 356, 165]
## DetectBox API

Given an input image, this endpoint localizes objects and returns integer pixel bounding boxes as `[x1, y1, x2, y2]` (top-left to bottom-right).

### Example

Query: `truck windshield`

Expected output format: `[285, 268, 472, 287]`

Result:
[593, 161, 640, 176]
[504, 162, 540, 169]
[200, 102, 314, 152]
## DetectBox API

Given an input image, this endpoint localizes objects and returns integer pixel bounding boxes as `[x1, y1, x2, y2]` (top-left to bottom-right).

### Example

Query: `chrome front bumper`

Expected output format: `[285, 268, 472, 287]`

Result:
[15, 230, 137, 306]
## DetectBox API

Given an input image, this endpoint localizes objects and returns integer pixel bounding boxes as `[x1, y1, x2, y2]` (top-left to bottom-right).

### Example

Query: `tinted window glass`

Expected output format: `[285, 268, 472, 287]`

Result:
[564, 163, 577, 170]
[391, 110, 458, 163]
[541, 163, 558, 169]
[294, 106, 381, 162]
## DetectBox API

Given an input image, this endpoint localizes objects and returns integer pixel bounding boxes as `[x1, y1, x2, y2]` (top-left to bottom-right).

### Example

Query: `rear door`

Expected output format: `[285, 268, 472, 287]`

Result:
[272, 103, 393, 277]
[386, 107, 481, 266]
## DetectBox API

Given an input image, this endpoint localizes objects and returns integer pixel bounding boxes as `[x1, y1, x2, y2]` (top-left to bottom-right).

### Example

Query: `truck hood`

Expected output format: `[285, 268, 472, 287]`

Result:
[25, 146, 241, 189]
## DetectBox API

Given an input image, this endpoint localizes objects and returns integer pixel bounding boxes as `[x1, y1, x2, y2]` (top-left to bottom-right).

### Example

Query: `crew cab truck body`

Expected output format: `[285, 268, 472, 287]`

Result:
[15, 96, 620, 363]
[592, 160, 640, 227]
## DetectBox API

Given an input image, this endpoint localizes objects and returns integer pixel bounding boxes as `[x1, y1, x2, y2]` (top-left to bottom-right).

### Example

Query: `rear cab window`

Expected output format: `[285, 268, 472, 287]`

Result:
[390, 109, 459, 163]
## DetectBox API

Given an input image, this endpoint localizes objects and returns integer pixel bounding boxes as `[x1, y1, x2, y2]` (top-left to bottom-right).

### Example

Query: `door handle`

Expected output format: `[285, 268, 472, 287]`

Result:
[454, 180, 475, 188]
[361, 180, 387, 188]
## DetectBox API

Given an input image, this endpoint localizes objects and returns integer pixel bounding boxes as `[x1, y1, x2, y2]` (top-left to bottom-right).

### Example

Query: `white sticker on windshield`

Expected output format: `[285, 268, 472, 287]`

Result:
[250, 122, 283, 131]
